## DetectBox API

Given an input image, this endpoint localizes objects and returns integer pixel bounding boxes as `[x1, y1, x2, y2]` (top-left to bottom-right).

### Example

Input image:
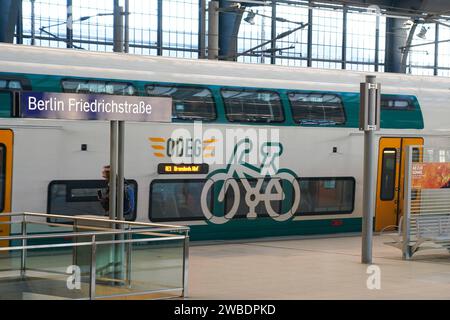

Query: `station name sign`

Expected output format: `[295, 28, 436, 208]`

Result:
[158, 163, 209, 175]
[19, 92, 172, 122]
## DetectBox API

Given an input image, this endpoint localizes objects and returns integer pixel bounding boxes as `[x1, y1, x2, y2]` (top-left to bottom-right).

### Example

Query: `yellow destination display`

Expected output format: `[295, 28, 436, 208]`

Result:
[158, 163, 209, 175]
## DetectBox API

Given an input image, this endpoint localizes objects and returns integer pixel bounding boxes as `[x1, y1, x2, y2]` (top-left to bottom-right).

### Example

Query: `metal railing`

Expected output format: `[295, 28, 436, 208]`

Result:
[0, 212, 189, 300]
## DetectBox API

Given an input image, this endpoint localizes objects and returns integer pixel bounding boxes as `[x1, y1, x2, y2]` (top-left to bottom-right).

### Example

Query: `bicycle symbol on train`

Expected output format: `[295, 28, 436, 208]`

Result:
[200, 139, 301, 224]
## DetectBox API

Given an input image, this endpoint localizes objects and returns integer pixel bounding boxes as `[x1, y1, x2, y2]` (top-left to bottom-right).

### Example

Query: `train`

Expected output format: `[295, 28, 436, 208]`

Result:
[0, 43, 449, 241]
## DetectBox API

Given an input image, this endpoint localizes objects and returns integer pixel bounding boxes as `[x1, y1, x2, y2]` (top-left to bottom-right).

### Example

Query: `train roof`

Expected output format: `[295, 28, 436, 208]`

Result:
[0, 43, 448, 94]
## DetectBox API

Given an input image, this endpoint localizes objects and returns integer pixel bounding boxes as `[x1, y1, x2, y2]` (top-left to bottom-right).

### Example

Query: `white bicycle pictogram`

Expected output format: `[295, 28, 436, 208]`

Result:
[200, 139, 301, 224]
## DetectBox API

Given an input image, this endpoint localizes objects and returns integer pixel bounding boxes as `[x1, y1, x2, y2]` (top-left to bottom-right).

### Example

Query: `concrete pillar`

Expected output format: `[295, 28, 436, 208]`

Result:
[218, 0, 243, 61]
[0, 0, 20, 43]
[208, 0, 219, 60]
[385, 17, 408, 73]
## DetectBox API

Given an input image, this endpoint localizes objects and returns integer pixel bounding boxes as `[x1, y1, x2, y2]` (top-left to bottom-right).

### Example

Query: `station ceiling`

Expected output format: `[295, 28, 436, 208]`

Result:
[319, 0, 450, 15]
[239, 1, 450, 18]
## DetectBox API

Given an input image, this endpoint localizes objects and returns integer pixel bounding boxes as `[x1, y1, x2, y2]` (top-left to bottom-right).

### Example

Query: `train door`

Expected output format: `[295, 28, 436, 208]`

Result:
[375, 137, 423, 232]
[0, 130, 13, 247]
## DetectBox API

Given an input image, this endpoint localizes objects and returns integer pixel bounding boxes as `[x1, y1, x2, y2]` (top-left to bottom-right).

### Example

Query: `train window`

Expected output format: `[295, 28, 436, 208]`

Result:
[224, 179, 278, 219]
[0, 80, 22, 90]
[62, 80, 136, 96]
[412, 148, 421, 163]
[0, 144, 5, 212]
[380, 149, 397, 201]
[288, 92, 346, 125]
[47, 180, 137, 222]
[221, 89, 284, 123]
[381, 96, 415, 110]
[146, 85, 216, 121]
[0, 91, 13, 118]
[295, 177, 355, 215]
[149, 179, 210, 222]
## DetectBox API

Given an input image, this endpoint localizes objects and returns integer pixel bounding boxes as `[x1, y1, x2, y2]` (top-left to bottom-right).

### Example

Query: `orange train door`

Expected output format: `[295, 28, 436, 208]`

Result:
[375, 137, 423, 232]
[0, 129, 13, 247]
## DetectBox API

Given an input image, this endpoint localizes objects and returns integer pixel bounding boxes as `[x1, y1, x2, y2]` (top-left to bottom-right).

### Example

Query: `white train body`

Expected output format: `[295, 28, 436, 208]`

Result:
[0, 44, 449, 240]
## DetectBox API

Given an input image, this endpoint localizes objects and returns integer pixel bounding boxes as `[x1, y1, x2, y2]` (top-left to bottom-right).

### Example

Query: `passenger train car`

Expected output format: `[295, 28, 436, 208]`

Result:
[0, 43, 449, 241]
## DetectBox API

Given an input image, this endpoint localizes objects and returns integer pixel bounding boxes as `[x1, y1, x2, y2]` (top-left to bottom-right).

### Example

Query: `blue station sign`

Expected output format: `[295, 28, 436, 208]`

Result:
[19, 92, 172, 122]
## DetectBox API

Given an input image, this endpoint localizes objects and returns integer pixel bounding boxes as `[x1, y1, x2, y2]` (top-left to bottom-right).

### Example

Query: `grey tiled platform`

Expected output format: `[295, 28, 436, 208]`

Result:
[188, 235, 450, 299]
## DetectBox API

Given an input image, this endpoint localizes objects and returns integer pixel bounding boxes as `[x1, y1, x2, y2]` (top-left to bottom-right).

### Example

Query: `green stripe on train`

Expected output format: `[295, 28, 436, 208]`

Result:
[9, 218, 362, 246]
[0, 71, 424, 129]
[188, 217, 362, 241]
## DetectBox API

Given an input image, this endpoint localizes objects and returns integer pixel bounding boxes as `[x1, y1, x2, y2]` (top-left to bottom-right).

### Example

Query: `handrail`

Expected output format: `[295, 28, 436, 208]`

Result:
[2, 211, 188, 230]
[0, 212, 190, 300]
[0, 235, 188, 251]
[0, 227, 188, 242]
[0, 211, 189, 244]
[0, 223, 188, 239]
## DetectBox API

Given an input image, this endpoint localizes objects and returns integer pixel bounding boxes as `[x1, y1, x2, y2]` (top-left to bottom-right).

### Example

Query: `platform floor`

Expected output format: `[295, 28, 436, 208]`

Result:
[188, 234, 450, 300]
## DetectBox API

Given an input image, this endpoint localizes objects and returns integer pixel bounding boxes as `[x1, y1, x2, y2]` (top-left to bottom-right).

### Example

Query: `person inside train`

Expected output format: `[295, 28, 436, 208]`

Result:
[98, 165, 135, 218]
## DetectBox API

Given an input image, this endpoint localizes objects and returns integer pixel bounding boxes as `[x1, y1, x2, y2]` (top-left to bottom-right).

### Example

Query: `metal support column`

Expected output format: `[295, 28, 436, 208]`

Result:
[182, 234, 190, 298]
[400, 22, 417, 74]
[20, 218, 27, 278]
[125, 225, 132, 286]
[30, 0, 35, 45]
[0, 0, 20, 43]
[111, 0, 123, 222]
[362, 114, 376, 264]
[66, 0, 73, 48]
[112, 5, 126, 281]
[307, 3, 313, 67]
[402, 146, 412, 260]
[385, 17, 408, 73]
[208, 1, 219, 60]
[360, 75, 381, 264]
[113, 4, 124, 53]
[124, 0, 129, 53]
[117, 121, 125, 222]
[270, 0, 277, 65]
[199, 0, 207, 59]
[434, 22, 439, 76]
[341, 5, 347, 70]
[375, 13, 380, 72]
[157, 0, 163, 56]
[109, 121, 118, 221]
[116, 120, 125, 283]
[16, 0, 23, 44]
[218, 0, 243, 61]
[90, 235, 97, 300]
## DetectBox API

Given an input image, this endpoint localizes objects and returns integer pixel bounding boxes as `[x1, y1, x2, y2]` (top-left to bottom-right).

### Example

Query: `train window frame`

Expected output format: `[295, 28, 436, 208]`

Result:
[0, 79, 22, 90]
[295, 177, 356, 216]
[223, 178, 280, 220]
[0, 90, 16, 118]
[47, 179, 138, 222]
[0, 76, 31, 91]
[381, 96, 416, 111]
[61, 79, 137, 96]
[0, 144, 6, 213]
[145, 84, 217, 122]
[287, 91, 347, 126]
[149, 179, 211, 222]
[221, 88, 285, 124]
[380, 149, 397, 201]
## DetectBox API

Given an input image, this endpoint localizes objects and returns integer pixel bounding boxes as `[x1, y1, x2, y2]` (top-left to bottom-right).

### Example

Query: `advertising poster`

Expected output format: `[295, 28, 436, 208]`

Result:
[412, 162, 450, 189]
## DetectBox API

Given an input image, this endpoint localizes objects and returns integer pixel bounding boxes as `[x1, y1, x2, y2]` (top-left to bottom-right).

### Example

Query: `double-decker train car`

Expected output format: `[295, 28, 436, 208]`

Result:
[0, 43, 449, 241]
